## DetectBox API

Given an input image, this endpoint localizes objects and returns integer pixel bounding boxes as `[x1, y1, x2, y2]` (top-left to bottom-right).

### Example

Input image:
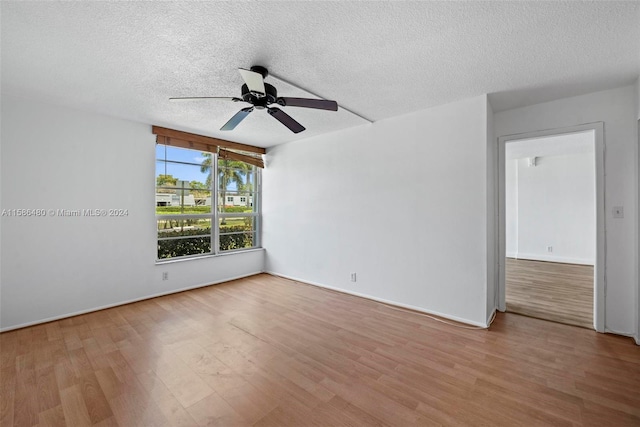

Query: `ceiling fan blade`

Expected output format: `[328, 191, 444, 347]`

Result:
[277, 97, 338, 111]
[238, 68, 266, 96]
[267, 107, 305, 134]
[170, 96, 243, 102]
[220, 107, 254, 131]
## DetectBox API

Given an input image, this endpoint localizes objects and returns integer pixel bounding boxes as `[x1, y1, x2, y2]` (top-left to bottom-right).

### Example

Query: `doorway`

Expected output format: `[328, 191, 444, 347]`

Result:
[498, 123, 605, 332]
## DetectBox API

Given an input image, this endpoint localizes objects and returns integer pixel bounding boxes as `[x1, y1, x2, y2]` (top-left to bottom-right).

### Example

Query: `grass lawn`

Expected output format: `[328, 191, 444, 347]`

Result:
[156, 206, 253, 215]
[157, 217, 253, 235]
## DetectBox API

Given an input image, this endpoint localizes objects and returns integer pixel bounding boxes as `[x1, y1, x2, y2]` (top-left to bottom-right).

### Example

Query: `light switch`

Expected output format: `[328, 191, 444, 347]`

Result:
[612, 206, 624, 218]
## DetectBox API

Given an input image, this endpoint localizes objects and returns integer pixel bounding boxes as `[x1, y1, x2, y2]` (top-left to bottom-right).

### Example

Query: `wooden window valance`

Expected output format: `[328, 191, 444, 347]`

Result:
[153, 126, 265, 168]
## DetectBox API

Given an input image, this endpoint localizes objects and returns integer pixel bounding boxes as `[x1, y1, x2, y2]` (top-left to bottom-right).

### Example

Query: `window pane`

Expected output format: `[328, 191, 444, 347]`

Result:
[157, 219, 211, 238]
[219, 216, 255, 251]
[158, 236, 212, 259]
[157, 146, 210, 166]
[219, 216, 255, 233]
[156, 145, 193, 163]
[217, 160, 256, 191]
[217, 160, 257, 214]
[155, 189, 212, 214]
[156, 159, 212, 214]
[156, 161, 210, 189]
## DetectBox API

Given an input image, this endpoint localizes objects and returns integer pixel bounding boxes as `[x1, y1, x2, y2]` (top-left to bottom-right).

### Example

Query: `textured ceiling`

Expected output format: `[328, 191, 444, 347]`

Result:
[2, 1, 639, 148]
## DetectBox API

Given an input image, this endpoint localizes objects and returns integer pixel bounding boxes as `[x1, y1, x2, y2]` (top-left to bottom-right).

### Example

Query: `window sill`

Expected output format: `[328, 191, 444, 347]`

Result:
[155, 247, 264, 265]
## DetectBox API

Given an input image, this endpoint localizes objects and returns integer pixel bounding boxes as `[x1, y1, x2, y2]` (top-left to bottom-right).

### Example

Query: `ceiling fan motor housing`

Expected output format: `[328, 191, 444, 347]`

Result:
[241, 83, 277, 109]
[249, 65, 269, 78]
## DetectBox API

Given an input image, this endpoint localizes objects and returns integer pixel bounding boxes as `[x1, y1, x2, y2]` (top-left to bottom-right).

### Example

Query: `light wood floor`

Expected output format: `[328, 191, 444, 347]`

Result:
[506, 258, 594, 329]
[2, 274, 639, 426]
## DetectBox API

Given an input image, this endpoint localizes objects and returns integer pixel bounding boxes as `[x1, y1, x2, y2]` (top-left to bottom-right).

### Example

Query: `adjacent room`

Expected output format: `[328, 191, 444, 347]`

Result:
[504, 131, 597, 329]
[1, 2, 639, 426]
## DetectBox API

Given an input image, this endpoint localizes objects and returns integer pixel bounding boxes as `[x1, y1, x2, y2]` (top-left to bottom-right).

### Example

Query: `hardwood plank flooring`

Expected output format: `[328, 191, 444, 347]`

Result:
[506, 258, 594, 329]
[2, 273, 638, 426]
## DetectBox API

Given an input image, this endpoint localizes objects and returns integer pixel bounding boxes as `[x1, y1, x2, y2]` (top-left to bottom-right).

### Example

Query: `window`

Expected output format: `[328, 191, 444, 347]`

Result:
[218, 157, 259, 253]
[156, 145, 260, 260]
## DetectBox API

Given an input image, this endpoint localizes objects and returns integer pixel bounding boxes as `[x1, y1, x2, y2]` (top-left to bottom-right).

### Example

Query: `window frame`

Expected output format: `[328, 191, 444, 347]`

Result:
[216, 158, 261, 254]
[156, 149, 261, 261]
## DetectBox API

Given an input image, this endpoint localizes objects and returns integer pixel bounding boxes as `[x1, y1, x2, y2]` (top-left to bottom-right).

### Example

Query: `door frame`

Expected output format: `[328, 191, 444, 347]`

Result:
[497, 122, 605, 332]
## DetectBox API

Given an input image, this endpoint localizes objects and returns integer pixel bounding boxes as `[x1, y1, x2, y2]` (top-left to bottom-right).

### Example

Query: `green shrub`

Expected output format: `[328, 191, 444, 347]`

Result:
[157, 226, 254, 259]
[157, 235, 211, 259]
[156, 206, 212, 215]
[220, 230, 254, 251]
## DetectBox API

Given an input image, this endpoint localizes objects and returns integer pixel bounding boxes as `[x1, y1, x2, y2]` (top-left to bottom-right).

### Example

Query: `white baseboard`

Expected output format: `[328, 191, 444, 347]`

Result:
[266, 271, 489, 328]
[0, 270, 264, 332]
[508, 252, 594, 265]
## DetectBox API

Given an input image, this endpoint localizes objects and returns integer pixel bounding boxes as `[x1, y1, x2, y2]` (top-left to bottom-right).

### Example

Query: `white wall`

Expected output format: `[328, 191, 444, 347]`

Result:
[506, 152, 596, 265]
[0, 96, 264, 330]
[0, 95, 2, 324]
[495, 85, 638, 336]
[263, 95, 491, 326]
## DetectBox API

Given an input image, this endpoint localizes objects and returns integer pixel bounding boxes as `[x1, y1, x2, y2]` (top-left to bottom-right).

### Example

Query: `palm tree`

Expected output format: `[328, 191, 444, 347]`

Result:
[200, 152, 250, 223]
[200, 153, 213, 187]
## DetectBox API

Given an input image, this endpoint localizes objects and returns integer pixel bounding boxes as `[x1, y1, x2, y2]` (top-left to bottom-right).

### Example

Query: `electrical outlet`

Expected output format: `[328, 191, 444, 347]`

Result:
[350, 273, 357, 282]
[162, 272, 169, 281]
[547, 246, 553, 253]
